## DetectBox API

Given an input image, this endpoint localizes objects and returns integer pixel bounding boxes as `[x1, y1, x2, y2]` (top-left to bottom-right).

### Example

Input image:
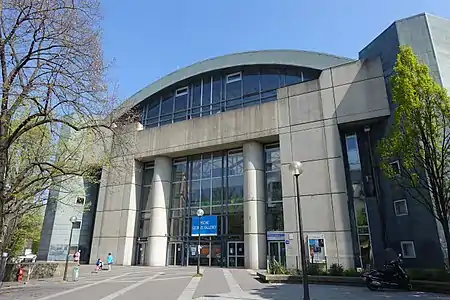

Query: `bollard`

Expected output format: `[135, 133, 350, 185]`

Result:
[72, 265, 79, 282]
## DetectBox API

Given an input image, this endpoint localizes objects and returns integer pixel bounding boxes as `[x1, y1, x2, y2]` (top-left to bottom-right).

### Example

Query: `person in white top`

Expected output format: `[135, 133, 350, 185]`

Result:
[73, 250, 81, 265]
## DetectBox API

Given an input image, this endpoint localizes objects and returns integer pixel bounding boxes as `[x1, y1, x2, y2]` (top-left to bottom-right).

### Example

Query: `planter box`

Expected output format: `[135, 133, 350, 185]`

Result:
[256, 272, 450, 294]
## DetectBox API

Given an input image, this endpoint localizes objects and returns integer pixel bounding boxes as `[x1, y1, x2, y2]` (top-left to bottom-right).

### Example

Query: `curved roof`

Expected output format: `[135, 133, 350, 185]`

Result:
[114, 50, 354, 119]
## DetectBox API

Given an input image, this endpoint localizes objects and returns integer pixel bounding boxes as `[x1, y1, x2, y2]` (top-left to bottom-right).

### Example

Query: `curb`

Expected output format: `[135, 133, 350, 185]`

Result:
[256, 272, 450, 294]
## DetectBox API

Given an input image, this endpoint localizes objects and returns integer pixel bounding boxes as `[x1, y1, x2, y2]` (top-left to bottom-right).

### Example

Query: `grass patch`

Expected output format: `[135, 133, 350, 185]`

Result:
[192, 273, 203, 278]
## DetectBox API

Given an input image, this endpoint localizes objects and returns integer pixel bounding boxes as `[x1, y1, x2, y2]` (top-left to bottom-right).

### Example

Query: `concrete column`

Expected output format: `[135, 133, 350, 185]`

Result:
[243, 141, 267, 269]
[147, 156, 172, 266]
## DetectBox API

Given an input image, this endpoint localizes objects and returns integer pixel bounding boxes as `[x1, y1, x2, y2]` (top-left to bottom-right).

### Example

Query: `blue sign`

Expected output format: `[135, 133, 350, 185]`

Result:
[285, 240, 290, 245]
[191, 215, 218, 236]
[267, 231, 285, 241]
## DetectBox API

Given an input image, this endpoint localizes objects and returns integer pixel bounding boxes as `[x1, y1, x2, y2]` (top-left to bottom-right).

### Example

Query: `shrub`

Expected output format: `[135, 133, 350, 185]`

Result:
[343, 269, 361, 277]
[268, 259, 289, 275]
[328, 263, 344, 276]
[308, 263, 326, 275]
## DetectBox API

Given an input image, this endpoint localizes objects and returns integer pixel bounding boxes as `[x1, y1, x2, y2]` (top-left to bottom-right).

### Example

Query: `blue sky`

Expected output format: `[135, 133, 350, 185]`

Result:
[101, 0, 449, 101]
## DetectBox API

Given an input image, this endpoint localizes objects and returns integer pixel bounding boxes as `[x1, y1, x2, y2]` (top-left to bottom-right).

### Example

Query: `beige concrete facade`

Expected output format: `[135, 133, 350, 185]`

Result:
[90, 57, 389, 269]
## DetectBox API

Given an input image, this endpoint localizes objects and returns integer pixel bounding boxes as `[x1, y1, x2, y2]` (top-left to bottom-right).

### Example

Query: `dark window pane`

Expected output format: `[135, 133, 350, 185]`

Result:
[212, 154, 222, 178]
[173, 162, 187, 182]
[203, 77, 212, 105]
[260, 69, 280, 92]
[228, 212, 244, 235]
[190, 180, 200, 206]
[212, 178, 222, 206]
[191, 156, 202, 180]
[192, 82, 202, 106]
[226, 81, 242, 101]
[174, 94, 188, 112]
[146, 99, 160, 118]
[201, 179, 211, 207]
[243, 71, 260, 96]
[202, 154, 212, 178]
[169, 218, 183, 236]
[267, 202, 284, 231]
[226, 98, 242, 110]
[228, 175, 243, 204]
[261, 90, 277, 103]
[161, 94, 174, 115]
[212, 76, 221, 104]
[265, 147, 280, 171]
[285, 69, 303, 86]
[267, 171, 282, 203]
[143, 168, 154, 185]
[140, 187, 151, 211]
[171, 182, 187, 209]
[228, 152, 243, 176]
[243, 93, 260, 106]
[159, 114, 172, 126]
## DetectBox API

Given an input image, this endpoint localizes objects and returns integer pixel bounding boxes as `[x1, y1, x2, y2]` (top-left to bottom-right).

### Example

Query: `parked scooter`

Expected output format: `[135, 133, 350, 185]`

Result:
[362, 252, 412, 291]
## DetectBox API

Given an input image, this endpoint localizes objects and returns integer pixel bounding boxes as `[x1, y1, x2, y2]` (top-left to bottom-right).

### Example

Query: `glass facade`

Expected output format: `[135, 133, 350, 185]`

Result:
[141, 65, 320, 128]
[265, 144, 283, 231]
[167, 149, 245, 267]
[345, 133, 372, 268]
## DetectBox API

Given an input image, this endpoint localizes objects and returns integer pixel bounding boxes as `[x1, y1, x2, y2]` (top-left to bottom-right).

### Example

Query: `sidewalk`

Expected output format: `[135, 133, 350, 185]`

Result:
[0, 265, 114, 290]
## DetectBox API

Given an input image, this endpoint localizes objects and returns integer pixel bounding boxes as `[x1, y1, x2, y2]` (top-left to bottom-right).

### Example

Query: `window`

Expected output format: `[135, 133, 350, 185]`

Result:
[175, 87, 188, 97]
[390, 160, 401, 175]
[394, 199, 408, 216]
[76, 197, 85, 205]
[226, 72, 242, 84]
[400, 241, 416, 258]
[345, 133, 361, 171]
[72, 221, 81, 229]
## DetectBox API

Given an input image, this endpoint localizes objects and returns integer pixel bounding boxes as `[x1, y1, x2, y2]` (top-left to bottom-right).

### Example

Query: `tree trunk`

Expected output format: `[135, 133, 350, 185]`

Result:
[442, 220, 450, 269]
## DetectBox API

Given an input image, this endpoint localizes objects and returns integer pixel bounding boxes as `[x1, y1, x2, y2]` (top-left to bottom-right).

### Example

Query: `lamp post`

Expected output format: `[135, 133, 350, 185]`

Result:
[63, 216, 78, 281]
[196, 208, 204, 276]
[289, 161, 310, 300]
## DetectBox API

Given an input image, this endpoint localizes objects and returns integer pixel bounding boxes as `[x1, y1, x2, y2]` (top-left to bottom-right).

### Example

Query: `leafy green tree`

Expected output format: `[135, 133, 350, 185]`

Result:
[7, 210, 43, 257]
[378, 46, 450, 266]
[0, 1, 135, 255]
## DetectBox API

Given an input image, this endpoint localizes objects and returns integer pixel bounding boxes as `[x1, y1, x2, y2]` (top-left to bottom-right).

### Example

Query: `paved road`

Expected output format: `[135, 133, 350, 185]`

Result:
[0, 266, 449, 300]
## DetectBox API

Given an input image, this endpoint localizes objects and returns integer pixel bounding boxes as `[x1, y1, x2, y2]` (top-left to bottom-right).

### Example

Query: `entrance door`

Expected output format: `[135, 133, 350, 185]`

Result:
[227, 241, 244, 268]
[135, 242, 147, 266]
[168, 242, 183, 265]
[268, 241, 286, 266]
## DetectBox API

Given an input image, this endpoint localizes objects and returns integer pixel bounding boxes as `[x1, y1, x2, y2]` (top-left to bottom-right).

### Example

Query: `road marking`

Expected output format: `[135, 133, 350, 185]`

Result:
[177, 276, 201, 300]
[223, 269, 243, 295]
[98, 273, 162, 300]
[35, 272, 134, 300]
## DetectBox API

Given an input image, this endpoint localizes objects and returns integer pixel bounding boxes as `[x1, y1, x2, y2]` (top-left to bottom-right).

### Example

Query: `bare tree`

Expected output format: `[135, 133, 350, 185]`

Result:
[0, 0, 134, 254]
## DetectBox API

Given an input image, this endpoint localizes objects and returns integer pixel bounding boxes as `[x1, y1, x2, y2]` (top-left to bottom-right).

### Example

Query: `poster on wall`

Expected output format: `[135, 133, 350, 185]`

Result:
[307, 234, 326, 263]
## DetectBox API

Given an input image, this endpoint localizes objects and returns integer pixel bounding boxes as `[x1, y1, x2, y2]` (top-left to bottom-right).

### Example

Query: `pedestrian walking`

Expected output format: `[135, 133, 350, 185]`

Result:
[73, 250, 81, 265]
[107, 253, 113, 271]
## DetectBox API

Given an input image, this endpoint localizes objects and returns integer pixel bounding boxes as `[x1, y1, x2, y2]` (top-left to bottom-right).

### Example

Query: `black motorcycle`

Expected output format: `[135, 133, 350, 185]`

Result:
[362, 253, 412, 291]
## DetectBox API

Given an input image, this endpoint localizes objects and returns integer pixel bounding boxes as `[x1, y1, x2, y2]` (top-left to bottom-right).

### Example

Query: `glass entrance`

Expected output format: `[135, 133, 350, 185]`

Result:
[167, 242, 183, 265]
[268, 241, 286, 266]
[135, 241, 147, 266]
[227, 241, 244, 268]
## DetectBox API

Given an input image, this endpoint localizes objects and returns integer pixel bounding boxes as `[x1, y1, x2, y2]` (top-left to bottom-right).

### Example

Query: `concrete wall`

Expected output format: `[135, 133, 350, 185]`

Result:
[37, 176, 97, 262]
[90, 158, 142, 265]
[278, 58, 389, 269]
[91, 57, 389, 267]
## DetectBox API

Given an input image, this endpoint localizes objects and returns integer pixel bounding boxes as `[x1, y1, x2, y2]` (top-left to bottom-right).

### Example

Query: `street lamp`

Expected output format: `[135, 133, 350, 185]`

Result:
[196, 208, 204, 275]
[289, 161, 310, 300]
[63, 216, 78, 281]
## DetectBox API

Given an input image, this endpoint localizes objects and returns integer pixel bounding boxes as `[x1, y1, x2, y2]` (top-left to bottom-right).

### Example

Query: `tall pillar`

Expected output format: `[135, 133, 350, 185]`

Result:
[147, 156, 172, 266]
[243, 141, 267, 269]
